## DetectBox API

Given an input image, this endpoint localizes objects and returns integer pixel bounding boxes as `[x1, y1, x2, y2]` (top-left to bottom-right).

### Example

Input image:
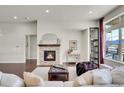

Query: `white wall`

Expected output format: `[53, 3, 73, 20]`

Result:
[81, 29, 90, 61]
[37, 20, 97, 65]
[26, 35, 37, 59]
[0, 22, 37, 63]
[30, 35, 37, 59]
[0, 19, 97, 64]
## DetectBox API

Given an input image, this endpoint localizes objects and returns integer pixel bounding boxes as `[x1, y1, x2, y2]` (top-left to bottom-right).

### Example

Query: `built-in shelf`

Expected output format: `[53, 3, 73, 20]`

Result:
[90, 57, 98, 60]
[90, 27, 99, 67]
[91, 50, 98, 53]
[94, 45, 98, 47]
[91, 39, 98, 42]
[38, 44, 60, 47]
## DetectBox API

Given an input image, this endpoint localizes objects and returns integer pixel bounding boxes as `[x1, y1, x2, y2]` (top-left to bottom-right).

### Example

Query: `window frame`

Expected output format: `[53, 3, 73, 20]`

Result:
[104, 12, 124, 63]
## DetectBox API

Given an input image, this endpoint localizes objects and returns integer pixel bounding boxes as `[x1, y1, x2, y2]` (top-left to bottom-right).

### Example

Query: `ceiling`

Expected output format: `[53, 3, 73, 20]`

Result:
[0, 5, 119, 30]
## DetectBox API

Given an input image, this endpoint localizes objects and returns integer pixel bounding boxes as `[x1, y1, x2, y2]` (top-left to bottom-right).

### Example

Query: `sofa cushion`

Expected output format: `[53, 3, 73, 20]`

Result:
[32, 67, 50, 80]
[42, 81, 64, 87]
[73, 70, 93, 87]
[81, 84, 119, 87]
[1, 73, 24, 87]
[64, 81, 74, 87]
[0, 71, 2, 79]
[111, 66, 124, 84]
[23, 72, 44, 87]
[93, 69, 112, 85]
[0, 71, 2, 85]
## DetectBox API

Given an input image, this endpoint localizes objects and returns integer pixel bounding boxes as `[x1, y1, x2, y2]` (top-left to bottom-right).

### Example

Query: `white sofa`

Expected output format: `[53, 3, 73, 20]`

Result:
[0, 72, 25, 87]
[32, 66, 77, 81]
[32, 66, 124, 87]
[0, 66, 76, 87]
[1, 65, 124, 87]
[31, 66, 77, 87]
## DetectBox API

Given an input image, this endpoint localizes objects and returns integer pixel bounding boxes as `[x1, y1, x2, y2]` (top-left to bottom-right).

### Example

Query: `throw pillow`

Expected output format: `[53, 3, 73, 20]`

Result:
[23, 72, 44, 87]
[0, 71, 2, 80]
[73, 70, 93, 87]
[93, 69, 112, 85]
[111, 66, 124, 84]
[0, 71, 3, 85]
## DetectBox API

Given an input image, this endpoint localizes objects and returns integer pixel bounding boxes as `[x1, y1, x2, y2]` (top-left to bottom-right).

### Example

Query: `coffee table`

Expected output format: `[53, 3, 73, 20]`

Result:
[48, 66, 69, 81]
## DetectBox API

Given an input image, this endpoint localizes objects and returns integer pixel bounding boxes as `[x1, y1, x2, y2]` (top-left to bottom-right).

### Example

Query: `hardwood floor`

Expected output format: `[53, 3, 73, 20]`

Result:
[0, 63, 25, 78]
[25, 59, 37, 72]
[0, 59, 37, 78]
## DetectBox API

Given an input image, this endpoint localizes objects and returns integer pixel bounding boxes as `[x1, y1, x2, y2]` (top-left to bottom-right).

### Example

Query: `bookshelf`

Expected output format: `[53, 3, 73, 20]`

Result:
[90, 27, 99, 67]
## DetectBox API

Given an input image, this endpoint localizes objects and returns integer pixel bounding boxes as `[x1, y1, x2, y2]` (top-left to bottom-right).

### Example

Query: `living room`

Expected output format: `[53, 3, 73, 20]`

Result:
[0, 3, 124, 89]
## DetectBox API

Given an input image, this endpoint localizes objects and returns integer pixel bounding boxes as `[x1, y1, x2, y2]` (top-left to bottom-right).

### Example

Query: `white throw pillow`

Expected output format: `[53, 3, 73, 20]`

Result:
[0, 71, 3, 85]
[73, 70, 93, 87]
[23, 72, 44, 87]
[111, 66, 124, 84]
[0, 71, 2, 80]
[93, 69, 112, 85]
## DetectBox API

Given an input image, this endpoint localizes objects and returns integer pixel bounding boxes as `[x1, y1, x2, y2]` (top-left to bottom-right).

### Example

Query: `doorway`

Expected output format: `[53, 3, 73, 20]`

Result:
[25, 35, 37, 72]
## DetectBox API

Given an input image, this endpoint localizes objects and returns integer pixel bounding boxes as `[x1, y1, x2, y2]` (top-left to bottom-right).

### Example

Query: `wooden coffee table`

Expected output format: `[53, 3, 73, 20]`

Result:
[48, 66, 69, 81]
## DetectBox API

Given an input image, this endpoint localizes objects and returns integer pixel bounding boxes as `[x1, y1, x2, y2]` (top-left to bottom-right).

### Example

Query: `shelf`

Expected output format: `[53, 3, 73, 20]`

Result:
[93, 45, 98, 47]
[91, 39, 98, 42]
[38, 44, 60, 47]
[90, 57, 98, 60]
[91, 50, 98, 53]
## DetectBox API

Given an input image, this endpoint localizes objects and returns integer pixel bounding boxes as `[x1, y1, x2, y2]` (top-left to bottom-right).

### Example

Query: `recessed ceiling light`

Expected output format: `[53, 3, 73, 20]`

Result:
[89, 11, 93, 14]
[45, 9, 50, 13]
[13, 16, 17, 19]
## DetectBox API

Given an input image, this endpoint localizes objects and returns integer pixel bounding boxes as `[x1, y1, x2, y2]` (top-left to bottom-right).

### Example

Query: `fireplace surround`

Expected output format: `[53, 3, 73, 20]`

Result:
[39, 44, 60, 65]
[38, 33, 61, 65]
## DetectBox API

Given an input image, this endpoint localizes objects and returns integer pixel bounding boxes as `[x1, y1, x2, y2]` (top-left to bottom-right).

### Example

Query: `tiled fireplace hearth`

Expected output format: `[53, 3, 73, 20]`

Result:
[39, 44, 60, 65]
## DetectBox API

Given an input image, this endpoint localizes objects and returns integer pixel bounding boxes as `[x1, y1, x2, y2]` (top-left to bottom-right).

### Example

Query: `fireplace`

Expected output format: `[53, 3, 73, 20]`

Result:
[39, 44, 60, 65]
[38, 32, 61, 65]
[44, 51, 56, 61]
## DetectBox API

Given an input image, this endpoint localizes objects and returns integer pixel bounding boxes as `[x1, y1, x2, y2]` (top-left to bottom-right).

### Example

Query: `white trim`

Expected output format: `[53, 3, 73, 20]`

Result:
[104, 12, 124, 24]
[105, 23, 124, 31]
[104, 58, 124, 65]
[100, 64, 113, 69]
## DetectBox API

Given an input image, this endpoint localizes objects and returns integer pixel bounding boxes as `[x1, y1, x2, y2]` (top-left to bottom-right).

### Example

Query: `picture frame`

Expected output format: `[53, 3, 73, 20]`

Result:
[69, 40, 77, 50]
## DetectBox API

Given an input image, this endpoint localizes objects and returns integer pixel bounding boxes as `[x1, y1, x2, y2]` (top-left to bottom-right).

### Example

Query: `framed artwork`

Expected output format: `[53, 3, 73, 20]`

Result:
[69, 40, 77, 50]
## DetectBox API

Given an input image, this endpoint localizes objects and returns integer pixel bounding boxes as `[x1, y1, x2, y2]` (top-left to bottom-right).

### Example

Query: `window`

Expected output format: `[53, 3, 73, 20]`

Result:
[121, 27, 124, 40]
[121, 15, 124, 24]
[105, 18, 119, 29]
[105, 14, 124, 62]
[105, 29, 119, 61]
[121, 27, 124, 61]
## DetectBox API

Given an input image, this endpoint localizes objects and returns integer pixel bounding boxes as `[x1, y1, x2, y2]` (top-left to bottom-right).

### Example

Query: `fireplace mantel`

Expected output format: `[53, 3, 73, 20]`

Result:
[39, 44, 60, 65]
[38, 44, 60, 47]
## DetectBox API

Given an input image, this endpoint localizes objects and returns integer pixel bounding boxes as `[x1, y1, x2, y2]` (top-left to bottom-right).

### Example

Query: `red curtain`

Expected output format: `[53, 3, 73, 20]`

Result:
[99, 17, 104, 64]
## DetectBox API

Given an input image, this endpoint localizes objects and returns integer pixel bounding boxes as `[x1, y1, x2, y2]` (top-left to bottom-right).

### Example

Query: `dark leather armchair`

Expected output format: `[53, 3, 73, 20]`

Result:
[76, 61, 98, 76]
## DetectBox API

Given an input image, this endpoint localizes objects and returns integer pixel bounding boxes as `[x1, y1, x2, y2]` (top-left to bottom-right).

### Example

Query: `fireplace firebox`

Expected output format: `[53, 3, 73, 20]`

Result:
[44, 51, 56, 61]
